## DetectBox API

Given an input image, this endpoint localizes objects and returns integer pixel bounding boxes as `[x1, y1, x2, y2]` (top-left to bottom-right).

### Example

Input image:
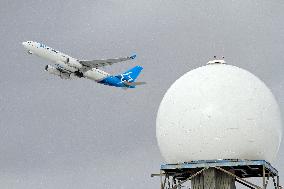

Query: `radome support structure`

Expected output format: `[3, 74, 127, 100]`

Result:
[151, 160, 280, 189]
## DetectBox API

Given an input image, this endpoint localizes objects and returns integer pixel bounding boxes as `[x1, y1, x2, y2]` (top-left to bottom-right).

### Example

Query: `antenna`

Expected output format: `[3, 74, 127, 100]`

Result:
[207, 56, 226, 65]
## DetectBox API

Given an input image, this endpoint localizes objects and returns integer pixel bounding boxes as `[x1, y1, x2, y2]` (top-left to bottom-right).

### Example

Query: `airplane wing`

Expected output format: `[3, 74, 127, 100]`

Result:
[79, 54, 136, 69]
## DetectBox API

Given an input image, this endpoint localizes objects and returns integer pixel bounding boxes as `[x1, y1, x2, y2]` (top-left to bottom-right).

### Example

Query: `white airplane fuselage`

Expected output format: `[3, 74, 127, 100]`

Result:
[22, 41, 144, 88]
[22, 41, 109, 81]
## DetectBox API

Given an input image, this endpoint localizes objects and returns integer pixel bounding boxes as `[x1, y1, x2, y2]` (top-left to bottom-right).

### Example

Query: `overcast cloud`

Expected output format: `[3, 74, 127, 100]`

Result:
[0, 0, 284, 188]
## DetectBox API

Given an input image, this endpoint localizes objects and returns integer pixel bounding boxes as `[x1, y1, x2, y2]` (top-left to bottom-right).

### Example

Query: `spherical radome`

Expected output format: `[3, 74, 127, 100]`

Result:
[156, 64, 282, 163]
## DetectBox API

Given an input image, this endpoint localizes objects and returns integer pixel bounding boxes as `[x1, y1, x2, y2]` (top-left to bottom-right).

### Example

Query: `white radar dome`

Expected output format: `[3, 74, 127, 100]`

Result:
[156, 63, 282, 163]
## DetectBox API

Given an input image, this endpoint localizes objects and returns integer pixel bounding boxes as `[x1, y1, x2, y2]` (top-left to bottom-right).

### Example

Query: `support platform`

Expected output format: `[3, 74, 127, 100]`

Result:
[151, 160, 280, 189]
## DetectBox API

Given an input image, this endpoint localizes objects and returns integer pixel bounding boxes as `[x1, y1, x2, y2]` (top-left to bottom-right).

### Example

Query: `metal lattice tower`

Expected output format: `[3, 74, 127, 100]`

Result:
[151, 160, 280, 189]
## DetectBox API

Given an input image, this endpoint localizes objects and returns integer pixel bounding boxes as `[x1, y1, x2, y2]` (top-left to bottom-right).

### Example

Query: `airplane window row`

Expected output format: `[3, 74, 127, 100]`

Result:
[37, 43, 58, 53]
[97, 70, 107, 75]
[51, 49, 58, 53]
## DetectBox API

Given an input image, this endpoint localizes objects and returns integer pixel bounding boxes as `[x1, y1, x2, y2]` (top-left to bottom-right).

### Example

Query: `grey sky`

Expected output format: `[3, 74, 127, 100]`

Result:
[0, 0, 284, 188]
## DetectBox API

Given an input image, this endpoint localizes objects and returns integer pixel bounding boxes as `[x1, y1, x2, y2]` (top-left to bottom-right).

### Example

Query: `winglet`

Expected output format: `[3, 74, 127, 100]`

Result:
[129, 54, 137, 60]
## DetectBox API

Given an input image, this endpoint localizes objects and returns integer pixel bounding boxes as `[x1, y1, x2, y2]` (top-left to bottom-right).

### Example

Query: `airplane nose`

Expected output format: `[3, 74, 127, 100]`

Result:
[22, 42, 29, 48]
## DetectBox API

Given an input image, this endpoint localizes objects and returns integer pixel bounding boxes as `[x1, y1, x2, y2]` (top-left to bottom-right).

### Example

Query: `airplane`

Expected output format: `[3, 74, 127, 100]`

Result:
[22, 41, 145, 88]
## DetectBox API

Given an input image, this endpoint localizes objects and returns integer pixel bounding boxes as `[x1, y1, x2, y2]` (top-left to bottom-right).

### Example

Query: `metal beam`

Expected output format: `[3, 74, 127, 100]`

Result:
[171, 167, 209, 189]
[236, 178, 257, 189]
[215, 167, 262, 189]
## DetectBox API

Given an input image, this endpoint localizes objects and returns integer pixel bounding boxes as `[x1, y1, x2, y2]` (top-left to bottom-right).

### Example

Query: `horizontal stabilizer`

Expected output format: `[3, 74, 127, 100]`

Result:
[123, 81, 146, 86]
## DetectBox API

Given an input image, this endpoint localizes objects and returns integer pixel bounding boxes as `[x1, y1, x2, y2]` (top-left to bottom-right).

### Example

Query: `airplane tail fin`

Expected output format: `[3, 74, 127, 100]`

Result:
[116, 66, 143, 83]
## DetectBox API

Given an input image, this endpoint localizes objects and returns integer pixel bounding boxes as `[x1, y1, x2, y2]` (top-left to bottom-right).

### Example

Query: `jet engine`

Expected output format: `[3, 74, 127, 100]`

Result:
[56, 61, 77, 73]
[45, 65, 71, 79]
